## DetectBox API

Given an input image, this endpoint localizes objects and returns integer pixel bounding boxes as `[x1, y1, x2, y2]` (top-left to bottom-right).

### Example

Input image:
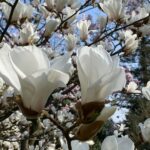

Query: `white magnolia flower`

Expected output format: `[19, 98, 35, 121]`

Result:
[100, 0, 124, 21]
[67, 0, 81, 9]
[1, 2, 33, 22]
[18, 22, 39, 44]
[56, 0, 68, 12]
[142, 81, 150, 100]
[139, 118, 150, 143]
[0, 44, 70, 118]
[126, 81, 141, 93]
[77, 20, 91, 41]
[120, 30, 138, 55]
[39, 5, 50, 18]
[77, 46, 126, 104]
[50, 53, 74, 76]
[65, 34, 77, 51]
[97, 15, 107, 30]
[101, 135, 135, 150]
[44, 17, 60, 37]
[60, 137, 89, 150]
[75, 46, 126, 141]
[32, 0, 40, 6]
[63, 7, 76, 25]
[46, 0, 55, 10]
[126, 7, 149, 24]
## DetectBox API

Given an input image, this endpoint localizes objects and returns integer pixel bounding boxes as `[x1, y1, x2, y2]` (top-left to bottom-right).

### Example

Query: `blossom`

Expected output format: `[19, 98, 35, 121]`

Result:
[77, 46, 126, 104]
[60, 137, 90, 150]
[77, 20, 91, 41]
[142, 81, 150, 100]
[126, 81, 141, 93]
[65, 34, 77, 52]
[67, 0, 81, 9]
[18, 22, 39, 45]
[119, 30, 138, 55]
[74, 46, 126, 140]
[56, 0, 68, 12]
[100, 0, 124, 22]
[97, 15, 107, 30]
[1, 2, 33, 23]
[63, 7, 76, 26]
[101, 135, 135, 150]
[0, 44, 70, 118]
[139, 118, 150, 143]
[44, 17, 60, 37]
[46, 0, 55, 10]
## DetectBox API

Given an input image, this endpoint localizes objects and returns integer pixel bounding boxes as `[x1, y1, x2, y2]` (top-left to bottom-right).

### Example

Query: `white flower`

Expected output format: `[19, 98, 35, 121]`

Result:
[39, 5, 50, 18]
[77, 46, 126, 104]
[50, 53, 74, 76]
[63, 7, 76, 25]
[120, 30, 138, 55]
[46, 0, 55, 10]
[139, 118, 150, 142]
[1, 2, 33, 23]
[142, 81, 150, 100]
[101, 135, 135, 150]
[75, 46, 126, 141]
[56, 0, 68, 12]
[67, 0, 81, 9]
[0, 44, 70, 118]
[100, 0, 124, 21]
[77, 20, 91, 41]
[126, 81, 141, 93]
[44, 17, 60, 37]
[18, 22, 39, 44]
[60, 137, 89, 150]
[65, 34, 77, 51]
[97, 15, 107, 30]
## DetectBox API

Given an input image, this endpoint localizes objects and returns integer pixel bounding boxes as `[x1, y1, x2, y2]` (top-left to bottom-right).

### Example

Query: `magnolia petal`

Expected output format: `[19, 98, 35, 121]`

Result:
[60, 137, 89, 150]
[77, 46, 112, 101]
[101, 135, 118, 150]
[97, 106, 116, 122]
[48, 69, 69, 88]
[50, 54, 73, 75]
[78, 46, 112, 85]
[86, 68, 126, 102]
[0, 44, 21, 92]
[9, 45, 49, 78]
[117, 137, 135, 150]
[142, 87, 150, 100]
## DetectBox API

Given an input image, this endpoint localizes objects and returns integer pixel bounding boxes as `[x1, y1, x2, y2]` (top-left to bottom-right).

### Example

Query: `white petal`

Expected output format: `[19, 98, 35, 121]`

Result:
[0, 44, 21, 92]
[101, 135, 118, 150]
[47, 69, 70, 88]
[97, 106, 116, 122]
[117, 137, 135, 150]
[142, 87, 150, 100]
[50, 54, 73, 75]
[9, 45, 49, 78]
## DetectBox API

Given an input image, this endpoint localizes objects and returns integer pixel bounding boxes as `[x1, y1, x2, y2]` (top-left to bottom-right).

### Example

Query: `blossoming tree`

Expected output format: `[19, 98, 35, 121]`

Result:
[0, 0, 150, 149]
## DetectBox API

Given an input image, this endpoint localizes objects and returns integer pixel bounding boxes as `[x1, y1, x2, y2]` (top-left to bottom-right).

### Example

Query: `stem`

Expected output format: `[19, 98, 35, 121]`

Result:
[43, 111, 73, 150]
